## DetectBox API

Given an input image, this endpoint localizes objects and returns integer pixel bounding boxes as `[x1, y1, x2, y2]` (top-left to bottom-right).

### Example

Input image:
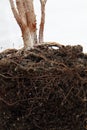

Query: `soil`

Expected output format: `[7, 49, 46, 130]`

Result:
[0, 43, 87, 130]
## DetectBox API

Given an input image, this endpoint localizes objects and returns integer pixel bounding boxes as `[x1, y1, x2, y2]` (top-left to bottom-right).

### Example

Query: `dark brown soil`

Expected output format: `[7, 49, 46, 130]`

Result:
[0, 43, 87, 130]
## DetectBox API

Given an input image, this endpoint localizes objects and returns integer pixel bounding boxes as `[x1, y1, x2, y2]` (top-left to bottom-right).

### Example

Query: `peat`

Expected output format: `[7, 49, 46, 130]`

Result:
[0, 43, 87, 130]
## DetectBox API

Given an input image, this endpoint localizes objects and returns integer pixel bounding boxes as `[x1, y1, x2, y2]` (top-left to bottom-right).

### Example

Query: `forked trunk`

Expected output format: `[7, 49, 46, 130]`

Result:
[9, 0, 47, 49]
[9, 0, 37, 49]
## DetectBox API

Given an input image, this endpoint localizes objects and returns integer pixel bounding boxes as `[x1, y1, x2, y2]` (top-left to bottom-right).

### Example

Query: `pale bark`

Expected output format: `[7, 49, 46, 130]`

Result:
[16, 0, 27, 25]
[9, 0, 37, 49]
[39, 0, 47, 43]
[22, 27, 33, 49]
[23, 0, 37, 44]
[9, 0, 25, 30]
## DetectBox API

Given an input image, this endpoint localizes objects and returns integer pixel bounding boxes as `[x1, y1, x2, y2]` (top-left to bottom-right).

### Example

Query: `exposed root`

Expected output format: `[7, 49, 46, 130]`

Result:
[0, 43, 87, 130]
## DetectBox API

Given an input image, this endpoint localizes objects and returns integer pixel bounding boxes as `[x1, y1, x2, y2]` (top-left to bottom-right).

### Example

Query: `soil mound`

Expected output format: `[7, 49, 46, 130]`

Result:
[0, 43, 87, 130]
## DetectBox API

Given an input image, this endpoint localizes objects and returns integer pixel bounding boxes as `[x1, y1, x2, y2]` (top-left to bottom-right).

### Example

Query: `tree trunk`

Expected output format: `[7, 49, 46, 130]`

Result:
[9, 0, 37, 49]
[39, 0, 47, 43]
[24, 0, 37, 45]
[22, 27, 33, 49]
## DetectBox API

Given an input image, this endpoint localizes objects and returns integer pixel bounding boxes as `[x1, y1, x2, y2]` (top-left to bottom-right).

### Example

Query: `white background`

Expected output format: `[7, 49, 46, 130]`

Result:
[0, 0, 87, 52]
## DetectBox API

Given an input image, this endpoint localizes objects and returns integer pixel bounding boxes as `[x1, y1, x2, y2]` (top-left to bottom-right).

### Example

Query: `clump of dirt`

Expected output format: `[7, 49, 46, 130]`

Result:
[0, 43, 87, 130]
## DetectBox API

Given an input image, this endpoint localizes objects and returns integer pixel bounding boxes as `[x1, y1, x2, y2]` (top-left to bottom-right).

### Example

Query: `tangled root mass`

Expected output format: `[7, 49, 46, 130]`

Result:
[0, 43, 87, 130]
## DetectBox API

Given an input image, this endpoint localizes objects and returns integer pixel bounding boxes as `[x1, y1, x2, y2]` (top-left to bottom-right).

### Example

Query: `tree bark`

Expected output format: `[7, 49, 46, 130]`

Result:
[24, 0, 37, 44]
[39, 0, 47, 43]
[9, 0, 37, 49]
[22, 27, 33, 49]
[16, 0, 27, 25]
[39, 5, 45, 43]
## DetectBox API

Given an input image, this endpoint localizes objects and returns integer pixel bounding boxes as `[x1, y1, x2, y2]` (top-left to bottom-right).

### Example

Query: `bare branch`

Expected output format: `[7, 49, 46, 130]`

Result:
[9, 0, 25, 31]
[16, 0, 27, 25]
[39, 0, 47, 43]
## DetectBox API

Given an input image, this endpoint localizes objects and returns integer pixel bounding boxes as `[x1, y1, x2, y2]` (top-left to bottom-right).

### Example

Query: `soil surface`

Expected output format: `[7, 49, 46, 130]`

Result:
[0, 43, 87, 130]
